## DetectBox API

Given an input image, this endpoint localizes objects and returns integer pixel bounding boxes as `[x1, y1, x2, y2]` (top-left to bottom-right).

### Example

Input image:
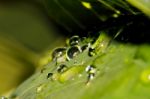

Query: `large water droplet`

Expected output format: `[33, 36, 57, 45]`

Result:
[81, 43, 91, 52]
[52, 47, 66, 64]
[66, 46, 81, 60]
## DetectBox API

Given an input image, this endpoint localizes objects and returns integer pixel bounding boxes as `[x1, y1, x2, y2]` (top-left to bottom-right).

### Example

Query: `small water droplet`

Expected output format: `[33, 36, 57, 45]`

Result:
[66, 46, 81, 60]
[52, 47, 66, 63]
[68, 35, 80, 46]
[140, 69, 150, 84]
[57, 64, 68, 73]
[85, 65, 97, 84]
[88, 73, 95, 80]
[47, 73, 53, 79]
[86, 65, 96, 73]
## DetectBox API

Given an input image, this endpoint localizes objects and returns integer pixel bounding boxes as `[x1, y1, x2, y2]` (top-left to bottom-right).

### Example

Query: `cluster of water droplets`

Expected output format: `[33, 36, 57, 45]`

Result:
[45, 35, 98, 84]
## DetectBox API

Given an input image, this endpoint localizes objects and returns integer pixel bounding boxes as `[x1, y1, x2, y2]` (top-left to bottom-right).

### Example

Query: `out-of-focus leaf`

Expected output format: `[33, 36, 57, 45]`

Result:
[45, 0, 140, 34]
[0, 36, 36, 95]
[127, 0, 150, 17]
[0, 2, 65, 52]
[0, 1, 66, 95]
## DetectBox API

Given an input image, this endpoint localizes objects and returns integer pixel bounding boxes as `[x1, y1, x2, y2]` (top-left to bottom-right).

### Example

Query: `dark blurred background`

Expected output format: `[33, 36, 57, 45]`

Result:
[0, 0, 67, 95]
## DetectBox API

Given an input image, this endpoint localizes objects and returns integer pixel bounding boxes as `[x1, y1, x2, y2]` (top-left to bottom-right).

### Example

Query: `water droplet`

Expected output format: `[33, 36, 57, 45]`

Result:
[57, 64, 68, 73]
[47, 73, 53, 79]
[85, 65, 96, 73]
[140, 69, 150, 84]
[68, 35, 80, 46]
[85, 65, 97, 84]
[66, 46, 81, 60]
[81, 43, 91, 51]
[88, 47, 96, 57]
[52, 47, 66, 64]
[88, 73, 95, 80]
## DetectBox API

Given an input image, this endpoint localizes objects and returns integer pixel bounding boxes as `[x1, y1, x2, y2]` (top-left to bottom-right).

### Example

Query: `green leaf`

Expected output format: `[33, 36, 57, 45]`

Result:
[9, 34, 150, 99]
[127, 0, 150, 17]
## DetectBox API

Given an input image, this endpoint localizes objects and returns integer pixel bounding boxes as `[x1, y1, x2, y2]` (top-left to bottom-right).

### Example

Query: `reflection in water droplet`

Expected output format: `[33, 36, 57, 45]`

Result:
[140, 69, 150, 84]
[81, 43, 91, 52]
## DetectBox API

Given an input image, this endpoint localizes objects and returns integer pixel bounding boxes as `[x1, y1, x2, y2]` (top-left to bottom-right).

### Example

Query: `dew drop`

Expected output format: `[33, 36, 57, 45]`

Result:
[88, 47, 96, 57]
[57, 64, 68, 73]
[68, 35, 80, 46]
[85, 65, 97, 84]
[66, 46, 81, 60]
[47, 73, 53, 79]
[86, 65, 96, 74]
[140, 69, 150, 84]
[52, 47, 66, 61]
[88, 73, 95, 80]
